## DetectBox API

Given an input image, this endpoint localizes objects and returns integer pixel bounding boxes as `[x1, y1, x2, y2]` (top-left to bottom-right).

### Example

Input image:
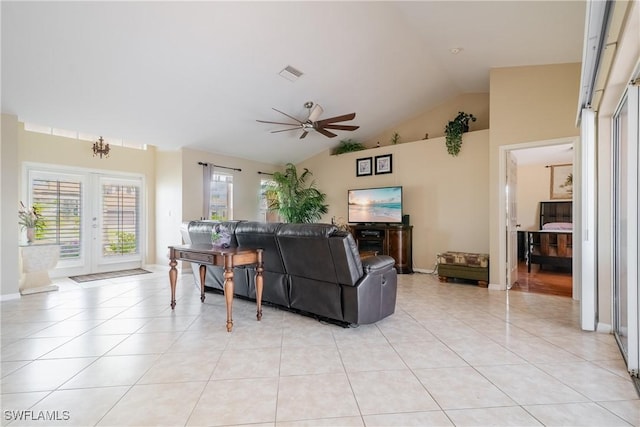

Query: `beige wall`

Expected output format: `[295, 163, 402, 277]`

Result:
[489, 63, 581, 287]
[517, 164, 550, 230]
[155, 150, 183, 264]
[1, 114, 21, 298]
[179, 147, 282, 223]
[299, 130, 490, 271]
[364, 93, 490, 148]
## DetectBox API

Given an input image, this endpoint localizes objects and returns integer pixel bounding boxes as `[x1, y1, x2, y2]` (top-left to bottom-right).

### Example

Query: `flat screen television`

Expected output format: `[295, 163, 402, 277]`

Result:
[348, 186, 403, 224]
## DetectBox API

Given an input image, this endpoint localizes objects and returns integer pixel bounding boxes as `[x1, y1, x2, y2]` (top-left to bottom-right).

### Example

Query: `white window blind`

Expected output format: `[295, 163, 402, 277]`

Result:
[31, 177, 82, 259]
[101, 181, 140, 256]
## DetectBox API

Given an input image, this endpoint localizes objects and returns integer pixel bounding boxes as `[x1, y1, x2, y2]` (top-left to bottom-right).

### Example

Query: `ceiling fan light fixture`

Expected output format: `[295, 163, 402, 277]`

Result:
[307, 104, 324, 122]
[278, 65, 303, 82]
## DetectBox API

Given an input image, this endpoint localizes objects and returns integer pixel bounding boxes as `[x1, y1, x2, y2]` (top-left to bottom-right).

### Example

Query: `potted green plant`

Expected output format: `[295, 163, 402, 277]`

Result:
[18, 201, 45, 243]
[265, 163, 328, 223]
[333, 139, 365, 155]
[444, 111, 476, 156]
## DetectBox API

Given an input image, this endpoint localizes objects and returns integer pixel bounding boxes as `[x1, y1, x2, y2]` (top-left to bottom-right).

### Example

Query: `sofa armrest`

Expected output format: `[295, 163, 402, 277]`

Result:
[180, 221, 192, 244]
[362, 255, 396, 273]
[343, 256, 397, 324]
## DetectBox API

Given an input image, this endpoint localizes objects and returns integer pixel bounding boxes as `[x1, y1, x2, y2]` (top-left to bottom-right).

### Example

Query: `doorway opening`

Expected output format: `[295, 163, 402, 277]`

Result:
[501, 139, 576, 298]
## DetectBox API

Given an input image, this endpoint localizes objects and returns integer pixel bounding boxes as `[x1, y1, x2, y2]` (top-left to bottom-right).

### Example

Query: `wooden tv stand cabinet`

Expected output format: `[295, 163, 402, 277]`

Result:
[349, 224, 413, 274]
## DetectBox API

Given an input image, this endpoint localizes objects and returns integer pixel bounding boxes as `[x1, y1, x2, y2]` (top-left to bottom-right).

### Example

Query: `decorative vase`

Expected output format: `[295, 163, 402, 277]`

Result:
[211, 225, 231, 248]
[26, 227, 35, 244]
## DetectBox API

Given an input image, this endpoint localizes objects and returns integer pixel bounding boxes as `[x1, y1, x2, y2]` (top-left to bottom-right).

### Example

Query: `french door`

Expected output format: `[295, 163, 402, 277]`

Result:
[505, 151, 519, 289]
[25, 165, 144, 277]
[92, 175, 144, 273]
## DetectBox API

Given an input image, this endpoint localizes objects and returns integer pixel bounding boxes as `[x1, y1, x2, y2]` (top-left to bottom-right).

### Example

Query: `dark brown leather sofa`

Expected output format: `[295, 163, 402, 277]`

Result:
[180, 220, 398, 325]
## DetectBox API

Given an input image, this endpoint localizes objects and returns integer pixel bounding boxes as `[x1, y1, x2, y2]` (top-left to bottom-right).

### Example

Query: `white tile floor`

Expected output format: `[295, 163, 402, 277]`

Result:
[2, 266, 639, 426]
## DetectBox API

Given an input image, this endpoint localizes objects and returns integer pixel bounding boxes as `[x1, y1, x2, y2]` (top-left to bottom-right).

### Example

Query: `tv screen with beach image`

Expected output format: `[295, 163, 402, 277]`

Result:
[348, 186, 403, 223]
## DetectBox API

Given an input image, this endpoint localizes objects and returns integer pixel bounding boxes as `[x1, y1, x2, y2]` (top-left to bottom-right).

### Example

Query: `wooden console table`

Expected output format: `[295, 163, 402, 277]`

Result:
[168, 244, 264, 332]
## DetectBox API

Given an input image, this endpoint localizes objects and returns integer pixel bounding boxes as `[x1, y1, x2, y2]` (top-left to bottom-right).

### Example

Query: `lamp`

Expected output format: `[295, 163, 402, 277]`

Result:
[92, 136, 110, 159]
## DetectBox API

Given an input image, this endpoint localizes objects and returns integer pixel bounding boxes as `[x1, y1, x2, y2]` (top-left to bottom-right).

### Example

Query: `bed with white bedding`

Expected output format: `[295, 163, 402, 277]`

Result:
[526, 201, 573, 272]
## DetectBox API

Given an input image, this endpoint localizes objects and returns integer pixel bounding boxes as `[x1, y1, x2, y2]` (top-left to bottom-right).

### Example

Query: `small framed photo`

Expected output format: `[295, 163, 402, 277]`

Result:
[375, 154, 392, 175]
[356, 157, 372, 177]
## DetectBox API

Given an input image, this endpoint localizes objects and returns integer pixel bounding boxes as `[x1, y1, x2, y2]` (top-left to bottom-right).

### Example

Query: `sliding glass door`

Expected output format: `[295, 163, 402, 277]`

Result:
[613, 84, 639, 376]
[613, 93, 630, 360]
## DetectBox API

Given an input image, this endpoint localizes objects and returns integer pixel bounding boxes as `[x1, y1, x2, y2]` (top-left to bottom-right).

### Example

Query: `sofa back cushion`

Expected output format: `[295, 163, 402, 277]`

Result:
[235, 221, 286, 273]
[276, 223, 338, 283]
[186, 220, 242, 246]
[328, 231, 363, 286]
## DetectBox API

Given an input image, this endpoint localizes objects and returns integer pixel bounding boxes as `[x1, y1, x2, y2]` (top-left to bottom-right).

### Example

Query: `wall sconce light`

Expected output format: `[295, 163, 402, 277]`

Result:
[92, 136, 110, 159]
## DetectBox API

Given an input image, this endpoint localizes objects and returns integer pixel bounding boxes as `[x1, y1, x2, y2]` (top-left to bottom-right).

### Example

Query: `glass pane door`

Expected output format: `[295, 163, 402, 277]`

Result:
[28, 171, 85, 268]
[97, 176, 143, 269]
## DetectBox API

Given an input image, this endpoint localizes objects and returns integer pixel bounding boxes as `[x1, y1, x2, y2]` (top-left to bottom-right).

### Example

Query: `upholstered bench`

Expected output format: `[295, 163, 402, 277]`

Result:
[437, 251, 489, 287]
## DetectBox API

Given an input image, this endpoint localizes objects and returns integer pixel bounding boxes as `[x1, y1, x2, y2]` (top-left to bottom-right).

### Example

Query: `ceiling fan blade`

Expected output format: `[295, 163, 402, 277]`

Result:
[315, 127, 338, 138]
[256, 119, 300, 126]
[300, 131, 309, 139]
[272, 108, 304, 124]
[320, 124, 360, 131]
[316, 112, 356, 126]
[270, 127, 302, 133]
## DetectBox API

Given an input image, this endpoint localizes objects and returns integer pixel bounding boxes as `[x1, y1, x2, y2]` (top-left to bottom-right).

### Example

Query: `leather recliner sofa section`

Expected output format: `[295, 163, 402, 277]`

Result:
[180, 220, 398, 325]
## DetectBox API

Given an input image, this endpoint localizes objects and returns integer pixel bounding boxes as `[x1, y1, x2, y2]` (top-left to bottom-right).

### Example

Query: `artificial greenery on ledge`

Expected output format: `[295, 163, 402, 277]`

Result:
[332, 139, 365, 155]
[444, 111, 476, 156]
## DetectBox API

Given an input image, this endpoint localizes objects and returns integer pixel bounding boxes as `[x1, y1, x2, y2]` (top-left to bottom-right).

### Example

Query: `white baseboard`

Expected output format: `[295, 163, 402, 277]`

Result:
[412, 268, 435, 274]
[0, 292, 21, 301]
[597, 322, 613, 333]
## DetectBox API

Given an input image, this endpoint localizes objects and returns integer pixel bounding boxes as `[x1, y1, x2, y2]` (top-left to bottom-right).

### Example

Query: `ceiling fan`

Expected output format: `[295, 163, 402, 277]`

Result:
[256, 101, 359, 139]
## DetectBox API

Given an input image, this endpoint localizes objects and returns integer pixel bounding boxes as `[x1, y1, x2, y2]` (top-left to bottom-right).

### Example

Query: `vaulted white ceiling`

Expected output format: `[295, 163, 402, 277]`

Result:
[1, 1, 585, 165]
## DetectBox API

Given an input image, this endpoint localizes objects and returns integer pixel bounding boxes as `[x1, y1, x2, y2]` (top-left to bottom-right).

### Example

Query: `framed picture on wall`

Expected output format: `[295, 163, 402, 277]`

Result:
[356, 157, 372, 177]
[375, 154, 392, 175]
[550, 163, 573, 199]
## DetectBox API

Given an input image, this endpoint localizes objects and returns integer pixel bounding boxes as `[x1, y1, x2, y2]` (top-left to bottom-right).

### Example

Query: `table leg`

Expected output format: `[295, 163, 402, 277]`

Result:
[199, 264, 206, 303]
[256, 249, 264, 321]
[169, 253, 177, 309]
[223, 265, 234, 332]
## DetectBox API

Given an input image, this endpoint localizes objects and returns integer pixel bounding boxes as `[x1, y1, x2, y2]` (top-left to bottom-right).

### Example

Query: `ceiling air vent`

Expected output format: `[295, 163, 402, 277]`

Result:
[279, 65, 303, 82]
